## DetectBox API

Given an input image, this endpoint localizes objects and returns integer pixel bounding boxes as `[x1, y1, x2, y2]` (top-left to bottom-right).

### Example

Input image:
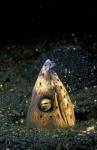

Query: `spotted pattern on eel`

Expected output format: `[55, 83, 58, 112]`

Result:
[27, 59, 75, 128]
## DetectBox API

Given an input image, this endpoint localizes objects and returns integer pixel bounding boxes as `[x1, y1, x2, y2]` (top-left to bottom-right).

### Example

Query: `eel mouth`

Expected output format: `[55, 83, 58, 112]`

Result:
[44, 59, 56, 70]
[58, 98, 68, 125]
[54, 92, 68, 125]
[50, 60, 56, 69]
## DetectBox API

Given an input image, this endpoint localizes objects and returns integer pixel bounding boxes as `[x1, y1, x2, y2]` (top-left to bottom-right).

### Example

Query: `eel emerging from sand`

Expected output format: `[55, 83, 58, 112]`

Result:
[27, 59, 75, 128]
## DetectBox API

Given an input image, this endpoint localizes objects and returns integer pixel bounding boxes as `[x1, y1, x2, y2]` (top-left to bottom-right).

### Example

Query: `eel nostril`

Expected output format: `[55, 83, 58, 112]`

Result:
[39, 82, 42, 86]
[40, 114, 43, 118]
[60, 86, 62, 89]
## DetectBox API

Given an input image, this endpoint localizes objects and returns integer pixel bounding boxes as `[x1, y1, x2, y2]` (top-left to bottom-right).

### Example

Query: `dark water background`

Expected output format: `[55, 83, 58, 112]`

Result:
[0, 1, 97, 45]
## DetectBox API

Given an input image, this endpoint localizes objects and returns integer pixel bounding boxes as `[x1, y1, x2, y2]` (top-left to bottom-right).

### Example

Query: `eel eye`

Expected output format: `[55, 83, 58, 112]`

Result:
[39, 98, 53, 112]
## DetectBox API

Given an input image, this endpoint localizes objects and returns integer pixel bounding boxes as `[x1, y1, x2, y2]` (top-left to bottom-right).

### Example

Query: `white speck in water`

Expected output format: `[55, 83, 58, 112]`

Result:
[15, 121, 18, 124]
[84, 87, 88, 90]
[12, 131, 15, 134]
[0, 84, 3, 88]
[93, 85, 97, 88]
[20, 119, 24, 124]
[35, 48, 39, 52]
[93, 65, 96, 70]
[83, 56, 85, 59]
[73, 47, 76, 50]
[87, 126, 95, 132]
[10, 88, 14, 92]
[68, 70, 71, 74]
[18, 61, 21, 64]
[21, 112, 24, 116]
[67, 84, 69, 88]
[64, 68, 68, 74]
[79, 77, 81, 81]
[94, 99, 97, 103]
[91, 72, 94, 76]
[26, 100, 28, 104]
[6, 148, 10, 150]
[82, 126, 95, 133]
[71, 33, 75, 37]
